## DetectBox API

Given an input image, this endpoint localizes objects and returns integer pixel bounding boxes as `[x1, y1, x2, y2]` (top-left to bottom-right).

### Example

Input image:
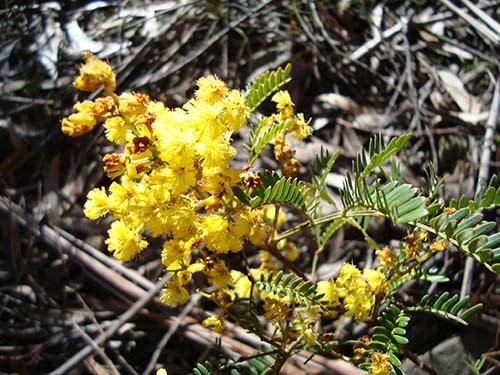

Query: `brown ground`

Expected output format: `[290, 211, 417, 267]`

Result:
[1, 1, 499, 374]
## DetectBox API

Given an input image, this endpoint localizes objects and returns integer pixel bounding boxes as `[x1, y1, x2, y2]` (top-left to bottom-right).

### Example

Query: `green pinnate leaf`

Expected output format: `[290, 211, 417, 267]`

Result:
[245, 63, 292, 112]
[459, 303, 483, 320]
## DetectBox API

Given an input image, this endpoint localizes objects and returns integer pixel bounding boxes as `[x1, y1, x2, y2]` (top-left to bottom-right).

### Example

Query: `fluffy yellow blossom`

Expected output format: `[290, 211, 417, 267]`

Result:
[160, 279, 189, 307]
[149, 165, 197, 199]
[202, 214, 242, 253]
[161, 239, 192, 269]
[204, 260, 232, 289]
[232, 208, 269, 246]
[263, 297, 291, 324]
[107, 181, 131, 212]
[195, 75, 229, 104]
[231, 270, 253, 299]
[196, 135, 235, 170]
[316, 280, 339, 305]
[343, 287, 373, 321]
[363, 268, 387, 296]
[104, 116, 128, 144]
[335, 263, 379, 321]
[61, 111, 97, 137]
[272, 90, 294, 119]
[369, 352, 391, 375]
[221, 89, 249, 131]
[118, 92, 150, 120]
[336, 263, 363, 297]
[289, 113, 312, 140]
[73, 52, 116, 94]
[61, 97, 116, 137]
[84, 187, 109, 220]
[155, 129, 197, 170]
[165, 200, 200, 239]
[185, 100, 226, 139]
[201, 166, 241, 196]
[202, 314, 226, 333]
[376, 247, 397, 270]
[105, 220, 148, 261]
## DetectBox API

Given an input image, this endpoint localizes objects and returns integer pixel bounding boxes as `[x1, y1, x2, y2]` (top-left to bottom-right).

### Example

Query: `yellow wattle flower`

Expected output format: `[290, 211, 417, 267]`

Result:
[73, 52, 116, 94]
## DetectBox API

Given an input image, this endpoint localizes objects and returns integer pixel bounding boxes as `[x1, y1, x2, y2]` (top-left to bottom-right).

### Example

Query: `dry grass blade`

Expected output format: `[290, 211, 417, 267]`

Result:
[2, 1, 499, 373]
[441, 0, 500, 44]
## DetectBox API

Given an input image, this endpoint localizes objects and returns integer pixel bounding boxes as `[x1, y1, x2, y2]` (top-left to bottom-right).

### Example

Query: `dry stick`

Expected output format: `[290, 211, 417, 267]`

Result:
[142, 294, 201, 375]
[47, 276, 167, 375]
[441, 0, 500, 45]
[0, 198, 363, 374]
[71, 320, 121, 375]
[143, 0, 274, 85]
[345, 21, 403, 63]
[0, 197, 163, 305]
[459, 0, 500, 36]
[461, 76, 500, 299]
[52, 226, 153, 291]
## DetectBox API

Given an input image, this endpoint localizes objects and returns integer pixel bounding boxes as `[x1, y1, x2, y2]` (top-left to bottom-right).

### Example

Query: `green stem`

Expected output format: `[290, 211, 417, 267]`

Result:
[275, 208, 387, 242]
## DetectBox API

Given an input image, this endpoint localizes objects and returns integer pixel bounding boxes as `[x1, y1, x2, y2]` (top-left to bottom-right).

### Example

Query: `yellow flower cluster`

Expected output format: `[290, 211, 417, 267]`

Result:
[62, 54, 270, 307]
[317, 263, 387, 322]
[261, 90, 313, 177]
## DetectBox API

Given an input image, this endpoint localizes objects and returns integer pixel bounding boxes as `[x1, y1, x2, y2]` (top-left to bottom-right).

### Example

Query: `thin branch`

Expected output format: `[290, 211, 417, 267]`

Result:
[47, 275, 167, 375]
[461, 75, 500, 299]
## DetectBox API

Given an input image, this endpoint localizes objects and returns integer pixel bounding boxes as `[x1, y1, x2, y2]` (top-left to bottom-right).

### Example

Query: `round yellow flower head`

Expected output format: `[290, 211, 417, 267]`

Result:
[272, 90, 294, 119]
[376, 246, 397, 270]
[160, 279, 190, 307]
[316, 280, 339, 305]
[73, 52, 116, 94]
[202, 313, 226, 333]
[105, 220, 148, 261]
[195, 75, 229, 104]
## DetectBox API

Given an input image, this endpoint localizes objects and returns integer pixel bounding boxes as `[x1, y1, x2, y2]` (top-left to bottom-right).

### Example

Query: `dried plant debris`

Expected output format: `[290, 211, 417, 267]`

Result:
[0, 1, 499, 374]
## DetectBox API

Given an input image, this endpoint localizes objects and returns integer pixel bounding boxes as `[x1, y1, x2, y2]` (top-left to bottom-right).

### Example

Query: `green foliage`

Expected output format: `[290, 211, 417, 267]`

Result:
[257, 271, 320, 307]
[387, 267, 449, 295]
[359, 304, 410, 371]
[339, 133, 428, 225]
[407, 293, 483, 325]
[420, 201, 500, 273]
[247, 119, 291, 165]
[233, 171, 310, 211]
[309, 146, 340, 200]
[353, 133, 412, 179]
[341, 177, 428, 224]
[193, 352, 276, 375]
[245, 63, 292, 112]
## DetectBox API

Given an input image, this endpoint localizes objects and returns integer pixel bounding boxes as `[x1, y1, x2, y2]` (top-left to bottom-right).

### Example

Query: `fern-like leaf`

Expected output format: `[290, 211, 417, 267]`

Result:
[319, 218, 345, 248]
[340, 178, 428, 224]
[310, 147, 340, 193]
[257, 271, 319, 307]
[407, 293, 483, 325]
[194, 351, 276, 375]
[359, 304, 410, 371]
[387, 267, 449, 295]
[353, 133, 412, 179]
[450, 175, 500, 211]
[234, 171, 310, 211]
[245, 63, 292, 112]
[421, 206, 500, 273]
[248, 119, 291, 165]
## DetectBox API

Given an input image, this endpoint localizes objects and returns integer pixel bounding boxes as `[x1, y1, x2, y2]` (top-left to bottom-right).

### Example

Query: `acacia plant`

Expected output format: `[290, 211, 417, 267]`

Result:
[62, 54, 499, 375]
